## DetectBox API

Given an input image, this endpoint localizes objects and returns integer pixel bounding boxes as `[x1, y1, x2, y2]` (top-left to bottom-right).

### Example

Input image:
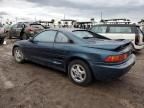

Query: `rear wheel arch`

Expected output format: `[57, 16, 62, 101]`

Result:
[66, 57, 92, 73]
[67, 57, 93, 86]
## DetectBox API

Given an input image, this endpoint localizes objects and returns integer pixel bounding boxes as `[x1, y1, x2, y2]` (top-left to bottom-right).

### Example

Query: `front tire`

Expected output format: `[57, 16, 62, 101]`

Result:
[13, 47, 25, 63]
[68, 60, 92, 86]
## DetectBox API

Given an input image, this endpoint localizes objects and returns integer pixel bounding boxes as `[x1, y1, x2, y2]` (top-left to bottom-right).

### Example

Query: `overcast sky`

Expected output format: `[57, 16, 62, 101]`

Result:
[0, 0, 143, 22]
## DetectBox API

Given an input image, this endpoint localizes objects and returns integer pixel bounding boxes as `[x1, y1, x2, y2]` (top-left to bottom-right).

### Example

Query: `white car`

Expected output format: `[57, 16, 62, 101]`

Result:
[90, 24, 144, 51]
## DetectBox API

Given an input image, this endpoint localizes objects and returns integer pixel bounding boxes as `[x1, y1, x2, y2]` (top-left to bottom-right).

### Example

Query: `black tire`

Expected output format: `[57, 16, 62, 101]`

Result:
[21, 33, 28, 40]
[0, 38, 4, 45]
[8, 32, 12, 39]
[68, 60, 92, 86]
[13, 47, 25, 63]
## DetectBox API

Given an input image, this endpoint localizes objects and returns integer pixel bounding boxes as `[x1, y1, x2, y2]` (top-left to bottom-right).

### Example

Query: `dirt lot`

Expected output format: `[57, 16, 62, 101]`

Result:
[0, 39, 144, 108]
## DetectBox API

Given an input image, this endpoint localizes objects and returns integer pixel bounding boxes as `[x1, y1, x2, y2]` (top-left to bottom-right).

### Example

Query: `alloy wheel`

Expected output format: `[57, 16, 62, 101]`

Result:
[14, 47, 24, 63]
[70, 64, 87, 83]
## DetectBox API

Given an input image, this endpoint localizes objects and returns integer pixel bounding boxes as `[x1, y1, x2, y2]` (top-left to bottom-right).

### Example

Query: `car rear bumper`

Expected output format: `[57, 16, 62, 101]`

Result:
[90, 54, 136, 81]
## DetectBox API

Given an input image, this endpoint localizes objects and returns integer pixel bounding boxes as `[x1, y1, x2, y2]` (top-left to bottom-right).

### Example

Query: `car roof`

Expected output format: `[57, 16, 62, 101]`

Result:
[93, 24, 139, 27]
[18, 22, 41, 25]
[47, 28, 87, 32]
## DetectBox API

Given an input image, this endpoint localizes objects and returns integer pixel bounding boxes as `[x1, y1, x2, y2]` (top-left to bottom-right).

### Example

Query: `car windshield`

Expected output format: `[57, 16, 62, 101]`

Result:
[72, 30, 110, 40]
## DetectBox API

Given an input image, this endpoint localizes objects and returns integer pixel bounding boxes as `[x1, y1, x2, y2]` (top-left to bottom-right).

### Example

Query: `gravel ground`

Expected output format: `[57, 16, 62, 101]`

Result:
[0, 39, 144, 108]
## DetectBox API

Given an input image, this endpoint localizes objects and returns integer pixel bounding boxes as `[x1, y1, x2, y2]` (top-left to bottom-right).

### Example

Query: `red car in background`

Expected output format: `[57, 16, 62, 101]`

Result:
[8, 22, 45, 40]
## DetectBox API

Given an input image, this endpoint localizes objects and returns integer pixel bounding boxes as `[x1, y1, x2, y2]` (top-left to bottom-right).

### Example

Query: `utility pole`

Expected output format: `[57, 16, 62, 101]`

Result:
[15, 17, 18, 23]
[64, 14, 65, 20]
[35, 16, 37, 22]
[101, 11, 103, 20]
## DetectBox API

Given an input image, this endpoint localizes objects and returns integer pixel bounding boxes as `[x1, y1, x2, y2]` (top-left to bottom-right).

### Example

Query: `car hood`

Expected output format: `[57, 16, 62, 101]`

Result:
[81, 39, 131, 51]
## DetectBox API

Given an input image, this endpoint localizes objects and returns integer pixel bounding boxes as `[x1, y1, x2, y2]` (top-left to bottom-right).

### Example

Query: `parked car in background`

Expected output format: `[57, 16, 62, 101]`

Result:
[90, 24, 144, 51]
[0, 23, 5, 45]
[0, 23, 5, 34]
[9, 22, 45, 40]
[12, 28, 135, 86]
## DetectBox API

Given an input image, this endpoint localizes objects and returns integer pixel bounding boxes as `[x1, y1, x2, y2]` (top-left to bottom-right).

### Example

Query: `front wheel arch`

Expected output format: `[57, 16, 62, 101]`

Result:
[12, 46, 19, 56]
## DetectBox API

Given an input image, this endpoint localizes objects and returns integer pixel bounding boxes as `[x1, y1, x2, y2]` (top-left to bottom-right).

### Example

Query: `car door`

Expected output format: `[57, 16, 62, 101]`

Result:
[24, 30, 57, 66]
[10, 24, 18, 37]
[16, 23, 24, 37]
[53, 32, 72, 70]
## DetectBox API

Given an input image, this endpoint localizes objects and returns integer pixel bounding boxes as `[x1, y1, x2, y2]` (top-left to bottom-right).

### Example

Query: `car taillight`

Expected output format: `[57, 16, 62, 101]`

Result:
[28, 29, 33, 32]
[104, 53, 128, 63]
[135, 34, 140, 45]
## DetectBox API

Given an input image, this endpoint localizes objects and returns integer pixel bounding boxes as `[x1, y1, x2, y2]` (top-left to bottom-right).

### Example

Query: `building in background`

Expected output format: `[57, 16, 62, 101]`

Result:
[60, 19, 77, 28]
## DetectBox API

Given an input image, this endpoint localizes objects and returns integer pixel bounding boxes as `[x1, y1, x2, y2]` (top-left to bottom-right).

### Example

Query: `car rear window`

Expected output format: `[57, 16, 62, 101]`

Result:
[109, 27, 132, 33]
[72, 31, 94, 39]
[30, 24, 44, 29]
[91, 26, 107, 33]
[72, 30, 110, 40]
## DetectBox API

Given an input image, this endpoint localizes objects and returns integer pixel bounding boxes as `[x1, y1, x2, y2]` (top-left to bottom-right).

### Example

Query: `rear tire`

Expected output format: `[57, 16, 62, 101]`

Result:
[68, 60, 92, 86]
[0, 38, 4, 45]
[8, 32, 12, 39]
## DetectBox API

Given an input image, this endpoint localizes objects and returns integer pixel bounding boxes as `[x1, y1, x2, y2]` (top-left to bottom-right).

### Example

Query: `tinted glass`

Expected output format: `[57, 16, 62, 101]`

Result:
[73, 31, 94, 39]
[109, 27, 132, 33]
[30, 25, 44, 29]
[34, 30, 57, 42]
[55, 32, 69, 43]
[17, 23, 23, 28]
[73, 30, 109, 40]
[91, 26, 107, 33]
[12, 24, 17, 28]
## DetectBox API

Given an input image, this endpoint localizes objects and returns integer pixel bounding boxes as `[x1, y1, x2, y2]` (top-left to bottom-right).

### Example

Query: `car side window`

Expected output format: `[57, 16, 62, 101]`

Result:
[34, 30, 57, 42]
[17, 23, 24, 28]
[12, 24, 17, 29]
[55, 32, 69, 43]
[109, 27, 132, 33]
